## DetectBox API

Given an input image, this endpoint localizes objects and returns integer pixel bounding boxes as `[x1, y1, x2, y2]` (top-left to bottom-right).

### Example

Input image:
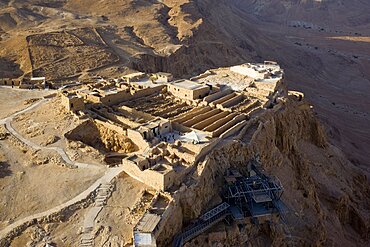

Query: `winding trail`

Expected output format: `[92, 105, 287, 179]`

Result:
[1, 99, 100, 169]
[0, 98, 124, 244]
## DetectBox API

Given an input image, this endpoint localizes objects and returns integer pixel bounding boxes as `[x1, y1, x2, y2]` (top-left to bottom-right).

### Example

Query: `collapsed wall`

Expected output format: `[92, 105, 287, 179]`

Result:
[65, 119, 138, 153]
[155, 96, 370, 246]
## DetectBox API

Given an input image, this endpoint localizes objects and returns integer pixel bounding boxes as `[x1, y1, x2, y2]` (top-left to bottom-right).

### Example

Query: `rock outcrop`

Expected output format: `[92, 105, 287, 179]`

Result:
[156, 95, 370, 246]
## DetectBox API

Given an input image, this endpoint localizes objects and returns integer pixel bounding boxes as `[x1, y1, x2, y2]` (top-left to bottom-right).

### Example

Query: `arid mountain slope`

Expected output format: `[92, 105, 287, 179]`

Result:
[0, 1, 369, 245]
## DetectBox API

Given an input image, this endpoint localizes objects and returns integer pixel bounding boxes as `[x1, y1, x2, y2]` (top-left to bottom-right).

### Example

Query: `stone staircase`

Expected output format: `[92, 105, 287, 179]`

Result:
[79, 182, 114, 247]
[95, 183, 113, 207]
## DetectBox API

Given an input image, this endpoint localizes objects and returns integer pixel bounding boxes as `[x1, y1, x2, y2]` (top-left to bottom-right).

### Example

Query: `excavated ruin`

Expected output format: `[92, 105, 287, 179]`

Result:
[65, 119, 138, 154]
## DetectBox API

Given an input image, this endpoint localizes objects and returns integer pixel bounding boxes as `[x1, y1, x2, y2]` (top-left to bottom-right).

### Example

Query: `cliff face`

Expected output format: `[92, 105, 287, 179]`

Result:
[157, 96, 370, 246]
[130, 42, 247, 78]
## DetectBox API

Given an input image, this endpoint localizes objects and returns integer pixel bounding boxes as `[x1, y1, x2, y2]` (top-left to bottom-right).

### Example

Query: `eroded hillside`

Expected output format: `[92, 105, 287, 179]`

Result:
[0, 0, 370, 246]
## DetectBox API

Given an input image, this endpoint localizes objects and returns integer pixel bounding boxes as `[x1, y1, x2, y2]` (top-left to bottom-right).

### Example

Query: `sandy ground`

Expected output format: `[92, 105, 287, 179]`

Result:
[0, 87, 53, 119]
[0, 137, 104, 229]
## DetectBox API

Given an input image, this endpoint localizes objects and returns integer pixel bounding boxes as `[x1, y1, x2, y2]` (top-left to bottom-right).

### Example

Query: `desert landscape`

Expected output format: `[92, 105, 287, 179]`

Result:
[0, 0, 369, 247]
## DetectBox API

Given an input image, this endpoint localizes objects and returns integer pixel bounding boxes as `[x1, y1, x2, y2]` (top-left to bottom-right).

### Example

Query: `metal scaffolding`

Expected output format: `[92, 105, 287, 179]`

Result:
[172, 163, 286, 247]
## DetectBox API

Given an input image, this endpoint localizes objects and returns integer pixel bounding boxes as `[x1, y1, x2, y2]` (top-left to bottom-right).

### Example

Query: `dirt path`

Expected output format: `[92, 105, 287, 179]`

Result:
[0, 98, 125, 244]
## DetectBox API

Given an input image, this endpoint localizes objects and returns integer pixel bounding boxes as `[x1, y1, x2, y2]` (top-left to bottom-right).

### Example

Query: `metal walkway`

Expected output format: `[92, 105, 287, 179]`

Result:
[173, 203, 230, 247]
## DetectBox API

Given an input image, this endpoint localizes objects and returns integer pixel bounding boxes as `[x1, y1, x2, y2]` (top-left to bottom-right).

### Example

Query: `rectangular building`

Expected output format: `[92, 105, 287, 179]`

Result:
[167, 80, 210, 100]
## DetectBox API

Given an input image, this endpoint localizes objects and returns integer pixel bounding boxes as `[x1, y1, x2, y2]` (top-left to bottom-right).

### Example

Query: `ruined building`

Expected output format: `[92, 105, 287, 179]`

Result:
[60, 62, 311, 246]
